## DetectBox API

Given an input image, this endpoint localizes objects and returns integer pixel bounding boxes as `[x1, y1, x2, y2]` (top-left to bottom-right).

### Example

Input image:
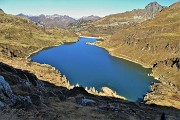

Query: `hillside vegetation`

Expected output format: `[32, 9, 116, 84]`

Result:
[0, 9, 78, 90]
[69, 2, 164, 39]
[97, 2, 180, 108]
[0, 10, 78, 58]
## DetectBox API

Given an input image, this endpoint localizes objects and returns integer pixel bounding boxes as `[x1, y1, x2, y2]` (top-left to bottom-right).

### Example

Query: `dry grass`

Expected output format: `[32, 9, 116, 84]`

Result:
[97, 2, 180, 109]
[0, 12, 78, 58]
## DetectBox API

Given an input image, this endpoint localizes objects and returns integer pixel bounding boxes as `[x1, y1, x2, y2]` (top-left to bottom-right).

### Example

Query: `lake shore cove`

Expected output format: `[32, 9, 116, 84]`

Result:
[91, 3, 180, 109]
[1, 38, 178, 119]
[94, 41, 180, 109]
[1, 32, 178, 109]
[71, 2, 180, 109]
[31, 37, 158, 102]
[29, 37, 128, 100]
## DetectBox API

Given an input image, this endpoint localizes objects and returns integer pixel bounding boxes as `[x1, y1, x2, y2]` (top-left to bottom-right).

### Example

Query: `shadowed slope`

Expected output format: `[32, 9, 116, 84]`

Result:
[0, 62, 179, 120]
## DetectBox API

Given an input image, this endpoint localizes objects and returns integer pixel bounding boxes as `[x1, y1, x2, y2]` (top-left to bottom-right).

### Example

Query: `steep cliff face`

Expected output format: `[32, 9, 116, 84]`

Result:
[97, 2, 180, 108]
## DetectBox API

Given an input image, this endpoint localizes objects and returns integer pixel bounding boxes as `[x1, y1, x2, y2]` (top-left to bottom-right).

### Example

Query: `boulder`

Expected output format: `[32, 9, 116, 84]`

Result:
[0, 75, 33, 109]
[0, 75, 16, 103]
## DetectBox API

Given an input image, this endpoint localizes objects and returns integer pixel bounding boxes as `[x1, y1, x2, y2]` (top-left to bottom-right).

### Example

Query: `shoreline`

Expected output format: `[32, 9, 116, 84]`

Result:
[80, 36, 103, 40]
[95, 43, 152, 69]
[92, 42, 180, 109]
[26, 43, 62, 60]
[27, 37, 157, 102]
[27, 37, 127, 100]
[93, 42, 161, 102]
[27, 39, 80, 60]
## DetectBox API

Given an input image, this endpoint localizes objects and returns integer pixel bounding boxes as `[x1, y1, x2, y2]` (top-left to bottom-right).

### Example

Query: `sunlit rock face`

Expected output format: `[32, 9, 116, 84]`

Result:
[145, 2, 165, 18]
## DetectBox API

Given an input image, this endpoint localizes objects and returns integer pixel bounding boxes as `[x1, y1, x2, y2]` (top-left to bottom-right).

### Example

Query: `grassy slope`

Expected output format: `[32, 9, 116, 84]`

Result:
[0, 10, 78, 87]
[0, 10, 78, 58]
[97, 2, 180, 108]
[73, 6, 161, 39]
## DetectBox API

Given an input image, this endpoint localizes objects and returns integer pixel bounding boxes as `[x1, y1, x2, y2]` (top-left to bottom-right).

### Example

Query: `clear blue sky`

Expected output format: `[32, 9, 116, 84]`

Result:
[0, 0, 179, 18]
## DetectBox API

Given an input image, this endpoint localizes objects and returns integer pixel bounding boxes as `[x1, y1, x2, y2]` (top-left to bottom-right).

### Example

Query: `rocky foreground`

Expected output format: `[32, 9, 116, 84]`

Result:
[0, 62, 180, 120]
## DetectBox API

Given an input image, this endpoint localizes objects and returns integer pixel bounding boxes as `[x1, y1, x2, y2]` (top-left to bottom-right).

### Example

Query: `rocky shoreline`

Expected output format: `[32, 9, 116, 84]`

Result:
[0, 62, 180, 120]
[95, 42, 151, 68]
[93, 41, 157, 100]
[94, 41, 180, 109]
[26, 37, 127, 100]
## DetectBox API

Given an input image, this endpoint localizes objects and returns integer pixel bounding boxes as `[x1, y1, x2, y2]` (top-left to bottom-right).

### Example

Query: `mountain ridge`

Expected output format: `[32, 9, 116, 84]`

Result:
[69, 1, 165, 38]
[17, 14, 101, 28]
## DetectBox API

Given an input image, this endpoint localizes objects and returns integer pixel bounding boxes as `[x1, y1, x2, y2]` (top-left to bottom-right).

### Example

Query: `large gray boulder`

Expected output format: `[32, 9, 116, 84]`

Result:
[0, 75, 33, 109]
[0, 75, 16, 104]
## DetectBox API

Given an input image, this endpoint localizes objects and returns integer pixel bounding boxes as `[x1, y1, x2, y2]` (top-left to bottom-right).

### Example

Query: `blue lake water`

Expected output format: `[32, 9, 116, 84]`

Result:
[31, 37, 157, 101]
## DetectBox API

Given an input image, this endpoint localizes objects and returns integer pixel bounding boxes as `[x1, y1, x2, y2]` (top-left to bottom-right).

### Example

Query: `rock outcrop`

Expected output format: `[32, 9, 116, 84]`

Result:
[153, 58, 180, 69]
[0, 75, 16, 105]
[145, 2, 165, 18]
[0, 62, 45, 109]
[0, 62, 179, 120]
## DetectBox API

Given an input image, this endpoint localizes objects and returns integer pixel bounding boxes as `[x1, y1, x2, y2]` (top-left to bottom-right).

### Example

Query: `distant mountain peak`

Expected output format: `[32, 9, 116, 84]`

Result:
[39, 14, 46, 17]
[147, 1, 159, 5]
[17, 13, 29, 18]
[80, 15, 101, 21]
[145, 1, 165, 17]
[145, 1, 164, 10]
[17, 14, 76, 28]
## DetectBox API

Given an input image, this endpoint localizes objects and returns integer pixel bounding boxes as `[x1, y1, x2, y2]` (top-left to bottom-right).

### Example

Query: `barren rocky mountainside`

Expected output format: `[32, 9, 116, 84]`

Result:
[17, 14, 76, 28]
[79, 15, 101, 21]
[17, 14, 101, 29]
[69, 2, 165, 38]
[96, 2, 180, 108]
